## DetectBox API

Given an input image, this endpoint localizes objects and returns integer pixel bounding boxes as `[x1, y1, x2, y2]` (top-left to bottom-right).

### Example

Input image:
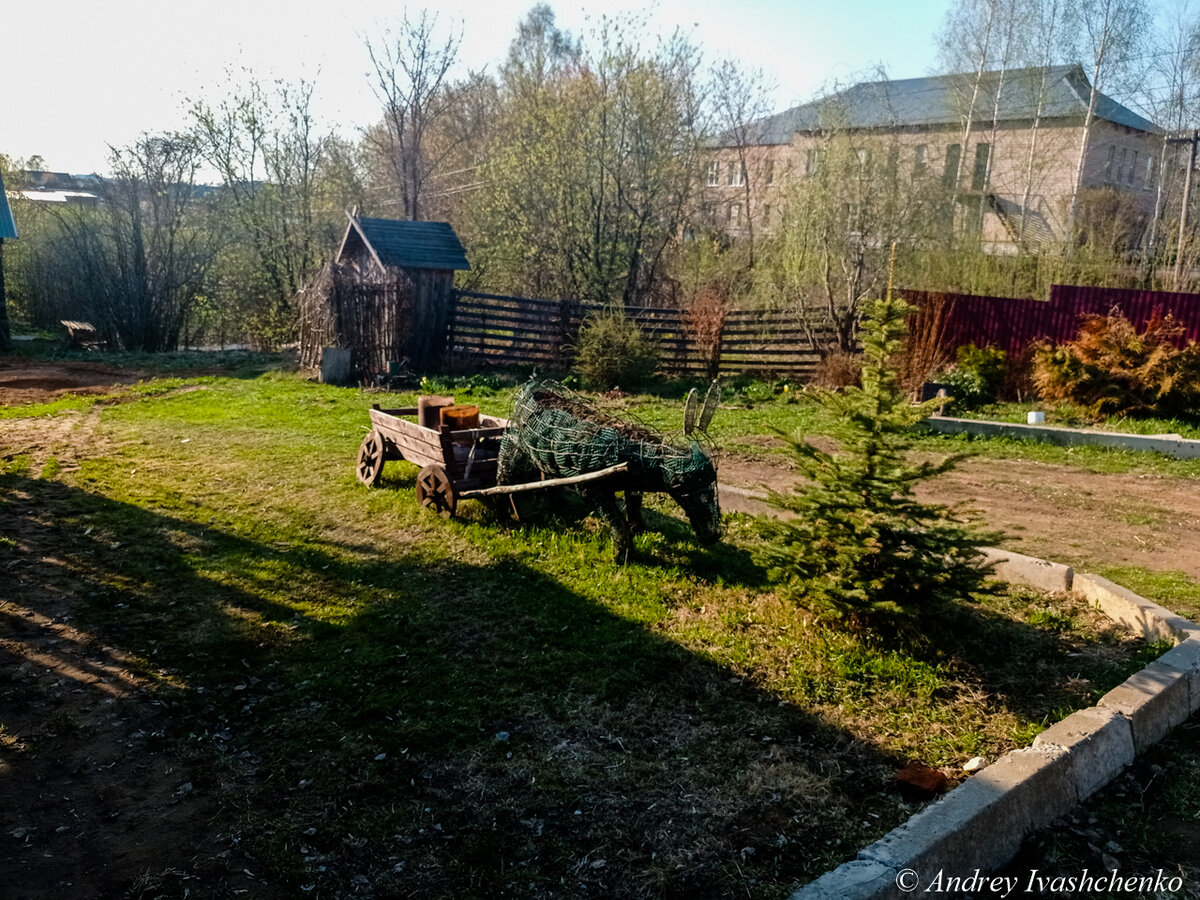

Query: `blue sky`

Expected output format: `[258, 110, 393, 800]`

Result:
[1, 0, 954, 174]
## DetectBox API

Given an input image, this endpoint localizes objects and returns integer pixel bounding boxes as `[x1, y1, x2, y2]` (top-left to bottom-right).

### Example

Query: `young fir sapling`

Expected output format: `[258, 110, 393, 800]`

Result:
[757, 290, 996, 627]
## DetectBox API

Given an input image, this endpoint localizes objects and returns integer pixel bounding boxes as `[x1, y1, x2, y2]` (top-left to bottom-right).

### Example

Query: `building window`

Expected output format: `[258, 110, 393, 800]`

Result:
[706, 160, 720, 187]
[1145, 154, 1157, 190]
[762, 203, 772, 224]
[943, 143, 962, 188]
[1116, 148, 1128, 185]
[764, 159, 774, 185]
[1105, 146, 1116, 181]
[1128, 150, 1138, 186]
[728, 163, 745, 186]
[806, 148, 825, 177]
[886, 146, 900, 179]
[728, 202, 741, 226]
[913, 144, 927, 177]
[971, 142, 990, 191]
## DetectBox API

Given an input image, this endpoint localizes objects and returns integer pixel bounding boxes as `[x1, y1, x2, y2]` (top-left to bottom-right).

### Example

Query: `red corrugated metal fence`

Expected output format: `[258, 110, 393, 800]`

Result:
[903, 285, 1200, 356]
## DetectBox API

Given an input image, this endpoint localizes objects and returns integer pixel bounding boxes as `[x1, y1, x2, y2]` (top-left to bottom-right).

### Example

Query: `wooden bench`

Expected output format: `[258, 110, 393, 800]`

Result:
[61, 320, 105, 350]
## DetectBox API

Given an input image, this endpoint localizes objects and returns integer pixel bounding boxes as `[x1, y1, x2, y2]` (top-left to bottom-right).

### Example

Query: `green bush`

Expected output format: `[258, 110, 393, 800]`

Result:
[939, 344, 1007, 409]
[757, 296, 996, 627]
[1032, 309, 1200, 420]
[572, 309, 659, 390]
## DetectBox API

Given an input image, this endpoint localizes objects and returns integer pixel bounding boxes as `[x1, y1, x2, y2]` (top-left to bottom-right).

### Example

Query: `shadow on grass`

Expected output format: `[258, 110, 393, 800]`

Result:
[0, 471, 904, 900]
[380, 463, 1147, 746]
[1, 465, 1154, 899]
[459, 478, 769, 589]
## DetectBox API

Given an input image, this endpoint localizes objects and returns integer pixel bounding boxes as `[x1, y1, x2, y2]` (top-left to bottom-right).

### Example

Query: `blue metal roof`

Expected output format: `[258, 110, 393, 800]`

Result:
[718, 65, 1157, 146]
[0, 170, 17, 240]
[339, 216, 470, 271]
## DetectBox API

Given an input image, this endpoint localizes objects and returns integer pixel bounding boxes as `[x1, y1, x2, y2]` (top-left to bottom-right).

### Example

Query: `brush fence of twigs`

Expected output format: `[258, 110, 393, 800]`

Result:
[298, 263, 415, 382]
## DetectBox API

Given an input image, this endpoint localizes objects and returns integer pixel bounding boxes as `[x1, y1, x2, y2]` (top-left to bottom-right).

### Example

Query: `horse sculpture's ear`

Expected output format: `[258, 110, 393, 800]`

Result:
[697, 380, 720, 433]
[683, 388, 699, 435]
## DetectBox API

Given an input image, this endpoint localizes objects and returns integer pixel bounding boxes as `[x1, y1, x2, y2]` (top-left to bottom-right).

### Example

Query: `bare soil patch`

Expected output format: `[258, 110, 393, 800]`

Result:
[0, 360, 263, 898]
[0, 359, 145, 407]
[719, 445, 1200, 581]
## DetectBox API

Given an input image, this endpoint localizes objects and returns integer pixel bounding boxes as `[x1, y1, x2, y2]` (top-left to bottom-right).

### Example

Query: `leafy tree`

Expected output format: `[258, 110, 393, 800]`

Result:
[757, 293, 995, 627]
[365, 11, 464, 223]
[191, 76, 351, 346]
[753, 93, 938, 353]
[20, 136, 218, 351]
[474, 9, 703, 305]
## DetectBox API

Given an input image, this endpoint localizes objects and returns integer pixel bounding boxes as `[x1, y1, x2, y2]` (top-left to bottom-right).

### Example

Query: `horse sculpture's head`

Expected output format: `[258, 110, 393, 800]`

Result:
[664, 443, 722, 545]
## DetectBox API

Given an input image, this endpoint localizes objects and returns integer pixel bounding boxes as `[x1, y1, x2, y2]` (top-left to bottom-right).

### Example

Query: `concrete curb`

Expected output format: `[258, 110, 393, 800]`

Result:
[922, 416, 1200, 459]
[980, 547, 1073, 593]
[1072, 573, 1199, 643]
[788, 563, 1199, 900]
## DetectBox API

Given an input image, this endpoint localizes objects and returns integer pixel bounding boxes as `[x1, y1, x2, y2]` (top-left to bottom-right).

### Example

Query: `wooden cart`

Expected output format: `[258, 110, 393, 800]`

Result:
[356, 403, 509, 516]
[356, 403, 629, 517]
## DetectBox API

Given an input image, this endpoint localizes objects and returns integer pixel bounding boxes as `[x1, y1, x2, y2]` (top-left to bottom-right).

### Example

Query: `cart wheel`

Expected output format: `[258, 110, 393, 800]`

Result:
[356, 431, 385, 487]
[417, 465, 457, 517]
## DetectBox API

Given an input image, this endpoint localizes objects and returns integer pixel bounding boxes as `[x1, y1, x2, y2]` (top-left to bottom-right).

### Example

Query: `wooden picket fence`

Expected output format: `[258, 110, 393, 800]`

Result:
[446, 290, 834, 378]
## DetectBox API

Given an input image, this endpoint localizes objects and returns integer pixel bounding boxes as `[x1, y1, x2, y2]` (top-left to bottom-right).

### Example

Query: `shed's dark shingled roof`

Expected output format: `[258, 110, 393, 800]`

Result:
[346, 217, 470, 271]
[721, 65, 1156, 146]
[0, 170, 17, 240]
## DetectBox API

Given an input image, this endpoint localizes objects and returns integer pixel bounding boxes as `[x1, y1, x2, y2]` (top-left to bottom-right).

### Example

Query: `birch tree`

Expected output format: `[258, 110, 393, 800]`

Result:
[708, 58, 773, 266]
[1064, 0, 1151, 234]
[1016, 0, 1067, 247]
[365, 12, 462, 222]
[1137, 0, 1200, 276]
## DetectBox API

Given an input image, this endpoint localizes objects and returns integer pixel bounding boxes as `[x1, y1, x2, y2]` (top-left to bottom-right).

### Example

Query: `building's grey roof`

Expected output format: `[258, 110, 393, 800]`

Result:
[724, 65, 1157, 146]
[0, 170, 17, 240]
[339, 216, 470, 271]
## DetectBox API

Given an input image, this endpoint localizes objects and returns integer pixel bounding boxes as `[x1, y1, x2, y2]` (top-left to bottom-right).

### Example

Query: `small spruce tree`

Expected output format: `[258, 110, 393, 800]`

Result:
[758, 294, 995, 626]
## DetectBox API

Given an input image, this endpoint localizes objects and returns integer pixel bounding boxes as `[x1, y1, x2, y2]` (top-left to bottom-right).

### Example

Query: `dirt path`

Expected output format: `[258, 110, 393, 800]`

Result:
[720, 447, 1200, 581]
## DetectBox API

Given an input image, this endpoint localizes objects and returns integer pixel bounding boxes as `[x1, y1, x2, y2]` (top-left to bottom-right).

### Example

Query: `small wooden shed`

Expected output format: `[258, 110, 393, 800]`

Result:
[299, 214, 470, 381]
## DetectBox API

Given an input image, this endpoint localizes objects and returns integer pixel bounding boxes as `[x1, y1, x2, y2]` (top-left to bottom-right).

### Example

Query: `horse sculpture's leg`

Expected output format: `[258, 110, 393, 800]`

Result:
[584, 487, 634, 561]
[625, 490, 645, 532]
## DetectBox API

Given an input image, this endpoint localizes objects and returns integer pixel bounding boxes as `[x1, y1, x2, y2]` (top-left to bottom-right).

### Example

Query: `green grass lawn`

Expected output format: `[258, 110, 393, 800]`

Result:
[0, 360, 1179, 897]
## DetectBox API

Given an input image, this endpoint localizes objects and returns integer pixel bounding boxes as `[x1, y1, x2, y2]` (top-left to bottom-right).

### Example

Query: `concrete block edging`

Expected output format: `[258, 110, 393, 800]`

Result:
[789, 559, 1200, 900]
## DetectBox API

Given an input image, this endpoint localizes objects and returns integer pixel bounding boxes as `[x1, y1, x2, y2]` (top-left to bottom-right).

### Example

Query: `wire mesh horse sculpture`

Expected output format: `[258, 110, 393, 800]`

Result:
[496, 380, 722, 558]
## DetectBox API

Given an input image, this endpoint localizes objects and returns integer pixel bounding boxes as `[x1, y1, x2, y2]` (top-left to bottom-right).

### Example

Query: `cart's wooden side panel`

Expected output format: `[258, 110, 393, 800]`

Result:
[367, 405, 510, 485]
[368, 406, 445, 468]
[438, 424, 506, 487]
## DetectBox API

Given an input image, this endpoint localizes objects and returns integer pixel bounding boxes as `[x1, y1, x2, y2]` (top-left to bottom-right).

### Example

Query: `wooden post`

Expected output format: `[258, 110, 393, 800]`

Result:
[1174, 130, 1199, 290]
[0, 239, 10, 351]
